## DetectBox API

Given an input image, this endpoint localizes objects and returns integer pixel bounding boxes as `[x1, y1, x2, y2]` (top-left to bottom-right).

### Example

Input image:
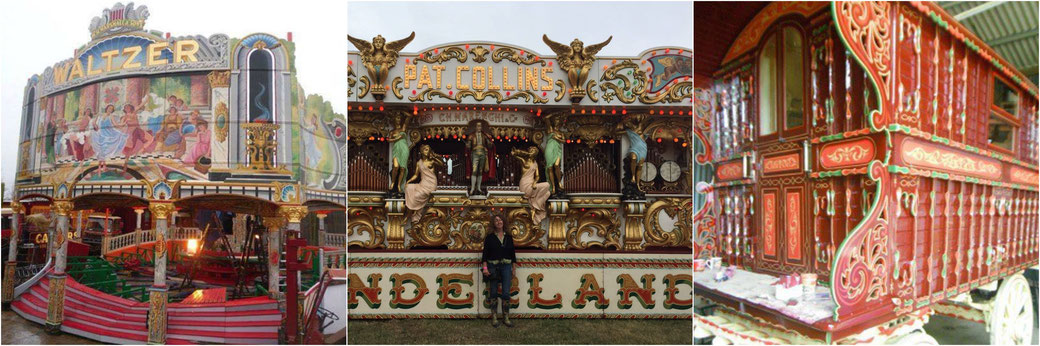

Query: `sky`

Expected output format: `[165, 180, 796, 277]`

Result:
[0, 0, 348, 200]
[348, 1, 693, 57]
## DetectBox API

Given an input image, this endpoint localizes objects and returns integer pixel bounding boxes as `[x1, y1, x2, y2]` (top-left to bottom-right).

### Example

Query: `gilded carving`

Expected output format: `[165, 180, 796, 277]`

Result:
[470, 45, 490, 63]
[491, 47, 546, 66]
[214, 101, 229, 143]
[278, 205, 309, 223]
[565, 208, 621, 250]
[241, 123, 282, 171]
[599, 60, 648, 104]
[147, 289, 168, 343]
[643, 198, 693, 248]
[51, 200, 74, 217]
[348, 207, 387, 249]
[148, 202, 175, 220]
[507, 208, 546, 248]
[543, 35, 612, 102]
[46, 275, 66, 326]
[408, 207, 454, 248]
[348, 32, 416, 99]
[207, 70, 230, 87]
[415, 46, 467, 64]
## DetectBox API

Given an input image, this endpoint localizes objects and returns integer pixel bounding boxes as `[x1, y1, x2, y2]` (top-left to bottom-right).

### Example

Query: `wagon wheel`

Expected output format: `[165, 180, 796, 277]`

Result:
[990, 273, 1035, 345]
[889, 330, 937, 345]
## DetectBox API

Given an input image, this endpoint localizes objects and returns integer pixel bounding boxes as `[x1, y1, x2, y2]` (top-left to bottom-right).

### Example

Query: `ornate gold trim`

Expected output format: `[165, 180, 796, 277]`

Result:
[565, 208, 621, 250]
[207, 70, 230, 88]
[148, 202, 175, 220]
[348, 207, 386, 249]
[278, 205, 309, 223]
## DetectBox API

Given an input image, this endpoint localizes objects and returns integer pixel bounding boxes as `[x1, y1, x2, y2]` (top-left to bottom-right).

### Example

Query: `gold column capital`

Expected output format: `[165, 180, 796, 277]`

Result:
[148, 201, 175, 220]
[10, 202, 25, 214]
[262, 216, 287, 230]
[51, 200, 74, 217]
[278, 205, 309, 224]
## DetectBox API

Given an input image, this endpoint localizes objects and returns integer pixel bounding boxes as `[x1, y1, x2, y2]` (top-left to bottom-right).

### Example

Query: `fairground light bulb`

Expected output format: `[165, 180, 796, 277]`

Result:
[187, 238, 199, 255]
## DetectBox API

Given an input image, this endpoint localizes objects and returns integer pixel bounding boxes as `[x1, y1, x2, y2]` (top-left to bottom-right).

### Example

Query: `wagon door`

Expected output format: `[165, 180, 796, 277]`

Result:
[753, 24, 812, 274]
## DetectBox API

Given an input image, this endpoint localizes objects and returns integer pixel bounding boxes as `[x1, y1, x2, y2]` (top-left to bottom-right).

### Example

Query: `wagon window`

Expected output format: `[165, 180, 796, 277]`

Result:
[782, 27, 804, 129]
[993, 78, 1018, 116]
[758, 34, 777, 136]
[988, 114, 1014, 151]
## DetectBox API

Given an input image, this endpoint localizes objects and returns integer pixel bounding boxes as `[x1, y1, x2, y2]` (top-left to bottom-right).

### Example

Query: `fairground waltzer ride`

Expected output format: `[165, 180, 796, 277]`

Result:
[347, 32, 693, 318]
[2, 3, 346, 344]
[695, 1, 1039, 344]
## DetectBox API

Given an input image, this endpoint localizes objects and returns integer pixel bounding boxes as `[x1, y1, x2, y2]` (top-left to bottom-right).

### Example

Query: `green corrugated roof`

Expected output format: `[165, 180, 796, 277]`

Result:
[939, 1, 1039, 85]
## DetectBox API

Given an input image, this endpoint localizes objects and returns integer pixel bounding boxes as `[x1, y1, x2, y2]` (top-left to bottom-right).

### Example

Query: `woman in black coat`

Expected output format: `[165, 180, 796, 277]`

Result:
[481, 214, 516, 327]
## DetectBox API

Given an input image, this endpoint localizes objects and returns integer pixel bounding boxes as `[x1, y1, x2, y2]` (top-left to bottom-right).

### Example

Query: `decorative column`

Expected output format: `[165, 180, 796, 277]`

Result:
[385, 199, 406, 249]
[278, 204, 308, 344]
[547, 200, 569, 251]
[316, 212, 328, 247]
[262, 216, 287, 300]
[622, 201, 646, 251]
[45, 200, 73, 334]
[134, 207, 145, 231]
[75, 210, 83, 240]
[2, 202, 25, 307]
[146, 201, 174, 344]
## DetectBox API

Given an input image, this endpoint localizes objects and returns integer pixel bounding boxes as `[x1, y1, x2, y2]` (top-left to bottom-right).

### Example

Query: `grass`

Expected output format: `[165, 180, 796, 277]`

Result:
[347, 318, 692, 344]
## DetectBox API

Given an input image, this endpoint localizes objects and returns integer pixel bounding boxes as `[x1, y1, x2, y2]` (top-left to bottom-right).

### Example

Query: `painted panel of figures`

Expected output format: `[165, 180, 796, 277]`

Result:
[30, 72, 215, 182]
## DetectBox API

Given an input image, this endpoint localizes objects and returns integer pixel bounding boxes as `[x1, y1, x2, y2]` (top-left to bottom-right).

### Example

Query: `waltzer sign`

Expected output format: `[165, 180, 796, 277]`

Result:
[348, 252, 692, 318]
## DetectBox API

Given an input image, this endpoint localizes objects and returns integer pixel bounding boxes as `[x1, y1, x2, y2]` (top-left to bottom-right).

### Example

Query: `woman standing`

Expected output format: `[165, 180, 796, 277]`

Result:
[405, 144, 444, 223]
[481, 214, 516, 328]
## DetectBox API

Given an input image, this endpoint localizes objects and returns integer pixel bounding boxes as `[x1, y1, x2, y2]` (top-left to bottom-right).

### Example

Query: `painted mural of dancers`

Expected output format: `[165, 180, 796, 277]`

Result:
[465, 119, 495, 196]
[65, 109, 95, 161]
[121, 104, 152, 157]
[91, 104, 129, 169]
[406, 144, 445, 223]
[182, 118, 210, 165]
[512, 146, 550, 224]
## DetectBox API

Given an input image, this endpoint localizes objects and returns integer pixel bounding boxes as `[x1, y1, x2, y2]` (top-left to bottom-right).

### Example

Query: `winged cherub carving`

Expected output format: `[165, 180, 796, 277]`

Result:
[348, 32, 416, 100]
[542, 35, 612, 102]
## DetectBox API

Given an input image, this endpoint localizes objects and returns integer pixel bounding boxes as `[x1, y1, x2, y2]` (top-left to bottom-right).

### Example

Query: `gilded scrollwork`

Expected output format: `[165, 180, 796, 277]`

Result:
[470, 45, 490, 63]
[358, 75, 371, 99]
[507, 208, 546, 248]
[640, 80, 692, 104]
[409, 88, 549, 104]
[565, 208, 621, 250]
[569, 115, 616, 148]
[554, 80, 566, 102]
[391, 77, 404, 99]
[407, 207, 456, 248]
[416, 46, 468, 64]
[348, 207, 387, 249]
[491, 47, 546, 66]
[450, 206, 490, 250]
[599, 60, 649, 104]
[643, 198, 693, 248]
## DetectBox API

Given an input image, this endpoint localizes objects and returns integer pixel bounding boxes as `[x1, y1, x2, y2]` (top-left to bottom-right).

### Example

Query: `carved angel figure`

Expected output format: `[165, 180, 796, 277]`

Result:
[347, 32, 416, 98]
[542, 35, 612, 99]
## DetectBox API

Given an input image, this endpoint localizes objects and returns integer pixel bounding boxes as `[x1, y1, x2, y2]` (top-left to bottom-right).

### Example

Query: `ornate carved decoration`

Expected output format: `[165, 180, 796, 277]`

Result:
[415, 46, 467, 64]
[51, 200, 74, 217]
[241, 123, 282, 171]
[207, 70, 230, 88]
[348, 32, 416, 99]
[89, 2, 149, 39]
[599, 60, 648, 104]
[900, 138, 1002, 180]
[470, 45, 490, 63]
[569, 115, 616, 148]
[278, 205, 309, 224]
[715, 161, 743, 181]
[643, 198, 693, 248]
[565, 208, 621, 250]
[820, 137, 875, 169]
[507, 208, 545, 248]
[835, 1, 893, 130]
[491, 47, 546, 66]
[147, 289, 168, 343]
[46, 275, 66, 326]
[348, 207, 386, 249]
[451, 202, 490, 250]
[214, 101, 229, 143]
[408, 207, 454, 248]
[10, 202, 25, 214]
[543, 35, 612, 102]
[262, 216, 286, 230]
[763, 152, 801, 174]
[831, 161, 892, 321]
[148, 202, 175, 220]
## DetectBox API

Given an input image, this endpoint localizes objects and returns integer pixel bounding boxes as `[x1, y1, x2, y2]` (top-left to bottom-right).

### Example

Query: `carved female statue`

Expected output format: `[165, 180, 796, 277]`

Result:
[617, 114, 648, 185]
[543, 113, 566, 195]
[512, 146, 550, 224]
[388, 113, 412, 195]
[406, 144, 445, 223]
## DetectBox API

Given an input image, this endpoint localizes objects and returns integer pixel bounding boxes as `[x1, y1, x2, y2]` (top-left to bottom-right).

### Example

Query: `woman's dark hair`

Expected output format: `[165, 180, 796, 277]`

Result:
[105, 104, 115, 113]
[491, 214, 506, 231]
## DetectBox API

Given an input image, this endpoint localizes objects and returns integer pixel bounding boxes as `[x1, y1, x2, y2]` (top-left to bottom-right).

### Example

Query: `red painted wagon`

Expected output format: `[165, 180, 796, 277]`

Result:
[694, 1, 1039, 344]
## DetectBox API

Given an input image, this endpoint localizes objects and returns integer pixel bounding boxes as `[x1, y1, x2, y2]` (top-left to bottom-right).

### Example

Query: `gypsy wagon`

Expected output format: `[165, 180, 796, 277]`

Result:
[694, 1, 1039, 344]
